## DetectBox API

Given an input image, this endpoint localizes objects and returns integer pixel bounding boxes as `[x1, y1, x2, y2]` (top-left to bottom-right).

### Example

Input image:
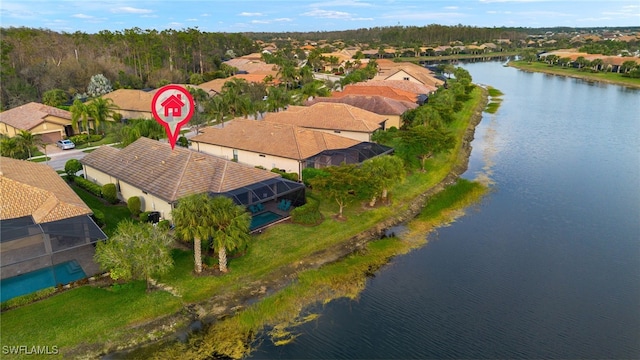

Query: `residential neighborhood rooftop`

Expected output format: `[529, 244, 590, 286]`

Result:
[191, 119, 361, 160]
[0, 102, 72, 130]
[0, 157, 92, 223]
[306, 94, 417, 116]
[80, 137, 281, 203]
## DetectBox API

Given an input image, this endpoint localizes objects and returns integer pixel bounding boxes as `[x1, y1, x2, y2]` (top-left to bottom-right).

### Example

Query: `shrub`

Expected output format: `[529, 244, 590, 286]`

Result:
[102, 183, 119, 204]
[64, 159, 83, 179]
[92, 209, 105, 228]
[271, 168, 299, 182]
[157, 220, 171, 230]
[177, 136, 189, 148]
[290, 195, 323, 225]
[203, 256, 217, 267]
[301, 168, 330, 187]
[1, 287, 57, 311]
[75, 177, 102, 197]
[127, 196, 142, 217]
[139, 211, 151, 223]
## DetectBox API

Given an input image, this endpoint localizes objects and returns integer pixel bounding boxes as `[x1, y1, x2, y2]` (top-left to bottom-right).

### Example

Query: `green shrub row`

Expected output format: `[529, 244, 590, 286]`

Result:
[68, 134, 103, 146]
[291, 195, 323, 225]
[271, 168, 299, 182]
[75, 176, 102, 197]
[1, 287, 57, 311]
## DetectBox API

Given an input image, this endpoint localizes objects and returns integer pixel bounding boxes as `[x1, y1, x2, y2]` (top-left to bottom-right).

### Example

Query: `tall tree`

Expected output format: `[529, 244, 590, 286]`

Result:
[309, 164, 366, 219]
[42, 89, 68, 107]
[208, 196, 251, 273]
[88, 97, 118, 134]
[70, 98, 91, 133]
[397, 125, 455, 172]
[94, 221, 174, 292]
[172, 193, 214, 274]
[15, 130, 42, 159]
[360, 155, 405, 206]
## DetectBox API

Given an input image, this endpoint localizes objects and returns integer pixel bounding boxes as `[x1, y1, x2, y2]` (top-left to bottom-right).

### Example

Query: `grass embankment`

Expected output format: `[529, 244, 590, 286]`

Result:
[71, 184, 133, 237]
[0, 87, 487, 360]
[509, 60, 640, 89]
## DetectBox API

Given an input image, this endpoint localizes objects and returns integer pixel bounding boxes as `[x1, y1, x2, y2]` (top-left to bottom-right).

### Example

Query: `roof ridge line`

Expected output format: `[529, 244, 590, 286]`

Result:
[171, 150, 191, 201]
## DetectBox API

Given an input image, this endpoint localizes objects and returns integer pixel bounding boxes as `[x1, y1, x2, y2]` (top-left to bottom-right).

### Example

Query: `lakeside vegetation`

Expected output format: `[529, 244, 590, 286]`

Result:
[508, 60, 640, 88]
[485, 86, 504, 114]
[0, 84, 487, 360]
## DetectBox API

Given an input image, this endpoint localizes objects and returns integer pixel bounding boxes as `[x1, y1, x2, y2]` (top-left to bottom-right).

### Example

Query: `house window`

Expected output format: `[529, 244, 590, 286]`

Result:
[232, 149, 238, 162]
[259, 154, 266, 157]
[143, 191, 148, 195]
[403, 77, 410, 81]
[334, 130, 341, 133]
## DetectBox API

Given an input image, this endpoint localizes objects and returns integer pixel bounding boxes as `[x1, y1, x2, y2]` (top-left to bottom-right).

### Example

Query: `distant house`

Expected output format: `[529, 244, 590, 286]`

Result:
[190, 119, 393, 180]
[0, 102, 74, 142]
[80, 137, 305, 221]
[263, 102, 388, 142]
[374, 59, 445, 88]
[306, 94, 417, 129]
[99, 89, 155, 120]
[0, 157, 106, 302]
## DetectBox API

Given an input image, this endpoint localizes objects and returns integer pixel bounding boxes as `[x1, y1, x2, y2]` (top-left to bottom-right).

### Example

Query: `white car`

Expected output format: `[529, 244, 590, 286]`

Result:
[56, 139, 75, 150]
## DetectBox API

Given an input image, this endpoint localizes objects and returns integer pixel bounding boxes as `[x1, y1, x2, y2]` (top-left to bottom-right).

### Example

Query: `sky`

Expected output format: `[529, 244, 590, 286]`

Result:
[0, 0, 638, 34]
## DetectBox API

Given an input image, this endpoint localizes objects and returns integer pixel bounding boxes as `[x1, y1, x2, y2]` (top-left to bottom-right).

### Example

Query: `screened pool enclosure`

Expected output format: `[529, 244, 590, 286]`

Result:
[0, 215, 106, 302]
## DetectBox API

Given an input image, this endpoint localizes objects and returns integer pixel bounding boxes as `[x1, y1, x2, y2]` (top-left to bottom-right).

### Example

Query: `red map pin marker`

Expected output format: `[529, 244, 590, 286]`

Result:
[151, 85, 195, 149]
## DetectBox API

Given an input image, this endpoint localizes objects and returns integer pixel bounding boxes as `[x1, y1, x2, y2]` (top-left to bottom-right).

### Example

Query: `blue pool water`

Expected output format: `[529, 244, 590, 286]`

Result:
[1, 260, 86, 302]
[250, 211, 283, 231]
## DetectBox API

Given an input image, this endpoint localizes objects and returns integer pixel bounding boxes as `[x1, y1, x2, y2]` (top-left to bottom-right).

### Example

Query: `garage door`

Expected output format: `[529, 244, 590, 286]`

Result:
[40, 131, 62, 144]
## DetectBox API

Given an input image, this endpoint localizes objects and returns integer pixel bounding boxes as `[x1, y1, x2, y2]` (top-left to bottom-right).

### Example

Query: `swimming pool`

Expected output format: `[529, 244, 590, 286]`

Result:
[250, 211, 283, 231]
[1, 260, 87, 302]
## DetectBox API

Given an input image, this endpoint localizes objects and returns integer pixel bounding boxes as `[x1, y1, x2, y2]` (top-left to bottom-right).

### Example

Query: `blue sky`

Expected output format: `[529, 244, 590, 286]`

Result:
[1, 0, 638, 34]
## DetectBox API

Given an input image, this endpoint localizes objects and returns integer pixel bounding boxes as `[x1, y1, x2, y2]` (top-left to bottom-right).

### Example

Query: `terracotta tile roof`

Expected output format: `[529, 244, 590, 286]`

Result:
[80, 137, 280, 202]
[191, 119, 361, 160]
[306, 94, 417, 116]
[0, 157, 92, 223]
[0, 102, 72, 130]
[334, 85, 418, 103]
[199, 73, 280, 94]
[542, 51, 640, 66]
[374, 59, 445, 87]
[351, 79, 437, 94]
[100, 89, 155, 112]
[223, 58, 278, 74]
[263, 102, 387, 133]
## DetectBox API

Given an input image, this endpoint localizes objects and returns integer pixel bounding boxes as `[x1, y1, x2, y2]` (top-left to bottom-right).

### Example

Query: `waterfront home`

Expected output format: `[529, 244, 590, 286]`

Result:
[190, 119, 393, 180]
[374, 59, 445, 88]
[0, 157, 106, 302]
[0, 102, 74, 142]
[80, 137, 305, 222]
[263, 102, 388, 142]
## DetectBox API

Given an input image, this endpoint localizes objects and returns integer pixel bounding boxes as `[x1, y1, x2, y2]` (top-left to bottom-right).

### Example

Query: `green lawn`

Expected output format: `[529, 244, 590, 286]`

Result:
[70, 184, 133, 236]
[0, 87, 487, 358]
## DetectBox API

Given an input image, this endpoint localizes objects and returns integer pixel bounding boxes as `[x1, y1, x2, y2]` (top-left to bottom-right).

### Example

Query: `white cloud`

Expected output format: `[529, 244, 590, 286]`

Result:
[274, 18, 292, 22]
[251, 20, 270, 24]
[72, 13, 94, 19]
[239, 12, 263, 17]
[187, 18, 198, 22]
[111, 7, 153, 14]
[302, 9, 352, 19]
[308, 0, 373, 7]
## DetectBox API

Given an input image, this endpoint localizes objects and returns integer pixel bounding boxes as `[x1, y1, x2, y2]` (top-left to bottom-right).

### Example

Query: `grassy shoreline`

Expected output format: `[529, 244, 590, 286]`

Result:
[1, 87, 489, 359]
[508, 61, 640, 89]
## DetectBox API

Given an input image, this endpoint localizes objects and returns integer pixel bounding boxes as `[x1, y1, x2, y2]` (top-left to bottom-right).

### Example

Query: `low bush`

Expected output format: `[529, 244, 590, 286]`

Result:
[139, 211, 151, 223]
[1, 287, 57, 311]
[290, 195, 323, 225]
[157, 220, 171, 230]
[75, 177, 102, 197]
[127, 196, 142, 217]
[102, 184, 119, 204]
[301, 168, 329, 187]
[271, 168, 299, 182]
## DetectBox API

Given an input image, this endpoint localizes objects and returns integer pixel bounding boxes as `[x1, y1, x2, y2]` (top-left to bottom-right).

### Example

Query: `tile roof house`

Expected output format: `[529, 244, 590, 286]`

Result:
[333, 85, 418, 103]
[0, 102, 74, 143]
[306, 94, 417, 129]
[80, 137, 305, 221]
[190, 119, 391, 179]
[351, 79, 438, 95]
[263, 102, 388, 142]
[99, 89, 155, 120]
[0, 157, 106, 300]
[374, 59, 445, 88]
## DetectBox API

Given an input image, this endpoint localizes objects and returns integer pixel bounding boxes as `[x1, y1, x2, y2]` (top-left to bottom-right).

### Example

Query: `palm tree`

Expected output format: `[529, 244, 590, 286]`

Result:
[209, 196, 251, 273]
[172, 193, 214, 274]
[88, 97, 118, 135]
[15, 130, 42, 159]
[70, 98, 90, 134]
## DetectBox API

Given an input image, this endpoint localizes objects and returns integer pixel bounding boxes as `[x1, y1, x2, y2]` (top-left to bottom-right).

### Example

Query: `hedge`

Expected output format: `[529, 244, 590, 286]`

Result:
[271, 168, 299, 182]
[290, 195, 323, 225]
[102, 184, 118, 204]
[127, 196, 142, 217]
[75, 176, 102, 197]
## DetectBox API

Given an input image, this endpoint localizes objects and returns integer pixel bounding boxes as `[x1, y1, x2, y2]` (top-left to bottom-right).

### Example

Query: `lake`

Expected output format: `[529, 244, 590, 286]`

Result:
[248, 62, 640, 359]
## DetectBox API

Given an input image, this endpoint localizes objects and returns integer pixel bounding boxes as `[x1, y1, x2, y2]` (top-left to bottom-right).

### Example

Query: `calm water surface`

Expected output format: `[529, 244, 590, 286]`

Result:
[249, 62, 640, 359]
